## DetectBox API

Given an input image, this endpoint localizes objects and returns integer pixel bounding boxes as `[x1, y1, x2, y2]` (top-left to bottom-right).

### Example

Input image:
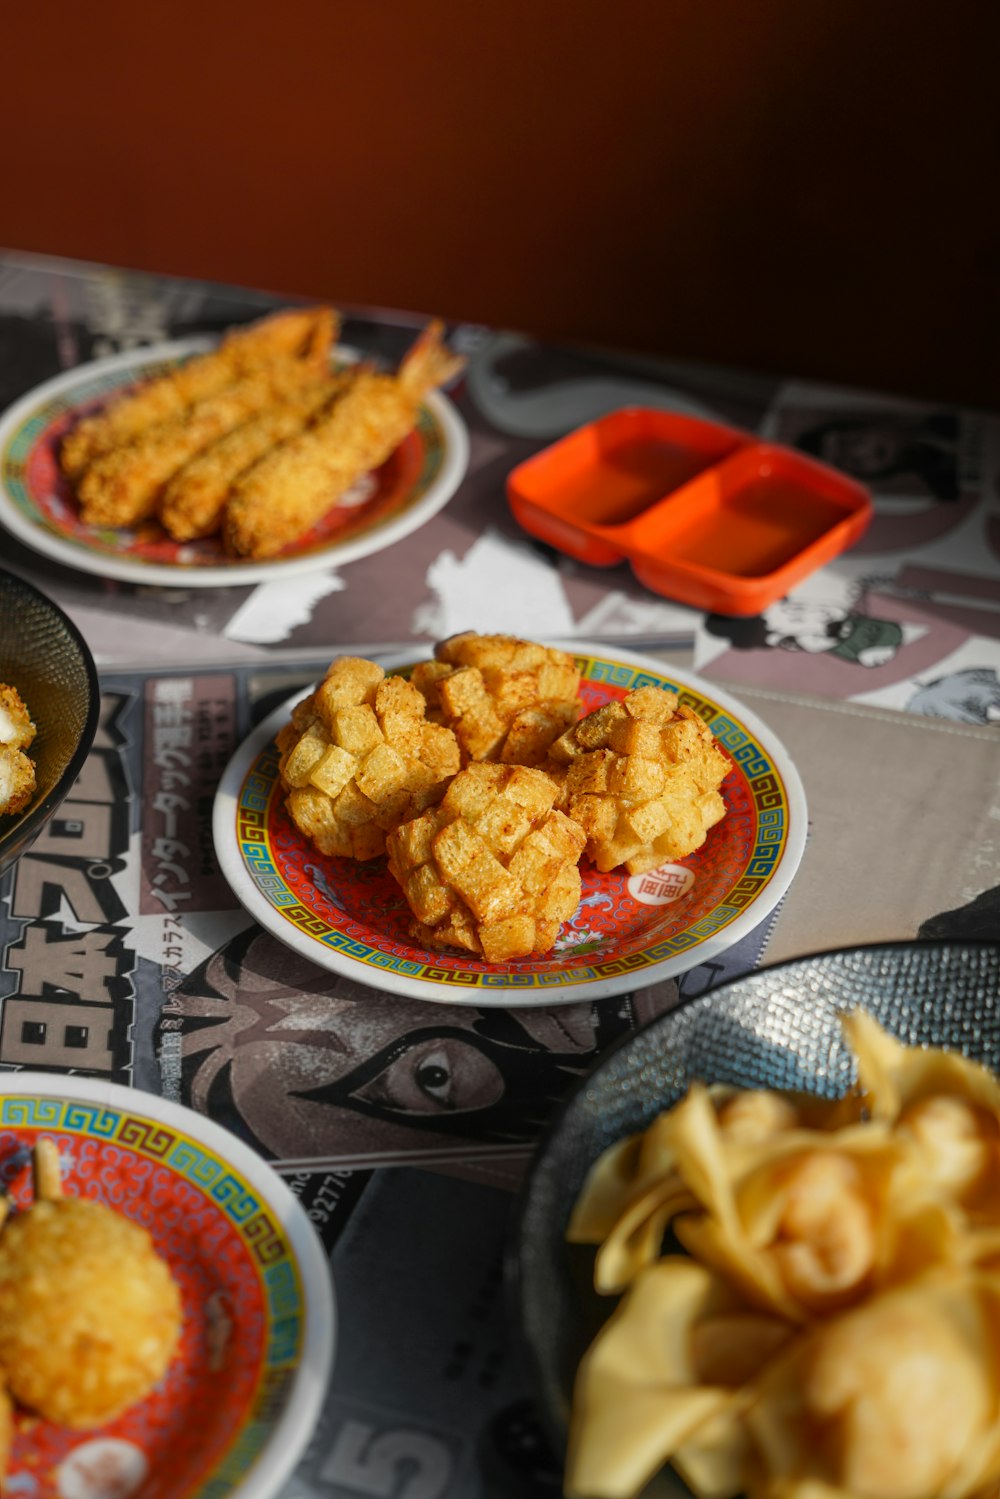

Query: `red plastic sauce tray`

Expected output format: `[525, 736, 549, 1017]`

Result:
[506, 408, 873, 616]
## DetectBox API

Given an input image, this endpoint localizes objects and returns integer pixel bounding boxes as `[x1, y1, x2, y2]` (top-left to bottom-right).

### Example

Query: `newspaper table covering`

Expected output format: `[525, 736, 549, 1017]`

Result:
[0, 250, 998, 736]
[2, 654, 999, 1499]
[0, 247, 999, 1498]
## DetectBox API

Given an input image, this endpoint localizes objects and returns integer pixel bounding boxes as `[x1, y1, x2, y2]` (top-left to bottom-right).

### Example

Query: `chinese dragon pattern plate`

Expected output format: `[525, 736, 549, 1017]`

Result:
[0, 339, 468, 587]
[0, 1073, 334, 1499]
[213, 645, 807, 1008]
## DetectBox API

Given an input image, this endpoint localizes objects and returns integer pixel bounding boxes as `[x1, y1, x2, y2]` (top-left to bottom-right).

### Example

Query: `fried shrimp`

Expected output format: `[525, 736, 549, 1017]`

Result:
[60, 305, 336, 479]
[157, 370, 356, 542]
[0, 1140, 182, 1429]
[76, 357, 335, 528]
[223, 320, 465, 560]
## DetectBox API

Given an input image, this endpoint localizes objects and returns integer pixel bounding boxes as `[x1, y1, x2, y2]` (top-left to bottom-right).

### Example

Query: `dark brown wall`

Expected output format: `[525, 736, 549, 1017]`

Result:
[1, 1, 997, 407]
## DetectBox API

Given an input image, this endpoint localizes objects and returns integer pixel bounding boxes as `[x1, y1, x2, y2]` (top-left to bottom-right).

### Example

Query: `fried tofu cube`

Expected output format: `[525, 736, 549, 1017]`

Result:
[552, 685, 729, 873]
[330, 704, 383, 757]
[385, 762, 586, 959]
[308, 744, 356, 798]
[313, 657, 384, 724]
[281, 726, 329, 788]
[279, 657, 461, 860]
[415, 633, 581, 767]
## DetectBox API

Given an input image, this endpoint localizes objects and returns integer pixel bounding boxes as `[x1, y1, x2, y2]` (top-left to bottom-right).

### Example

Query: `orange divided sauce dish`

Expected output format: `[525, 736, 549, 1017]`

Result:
[506, 408, 873, 615]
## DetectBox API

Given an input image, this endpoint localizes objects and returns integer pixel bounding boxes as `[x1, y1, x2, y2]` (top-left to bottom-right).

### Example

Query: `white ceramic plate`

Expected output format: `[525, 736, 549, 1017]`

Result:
[0, 1071, 334, 1499]
[0, 338, 468, 586]
[212, 644, 807, 1008]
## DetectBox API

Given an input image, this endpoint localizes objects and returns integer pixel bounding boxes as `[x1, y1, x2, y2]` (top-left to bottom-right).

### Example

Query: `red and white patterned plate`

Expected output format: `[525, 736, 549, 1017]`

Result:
[213, 645, 807, 1007]
[0, 1073, 334, 1499]
[0, 339, 468, 587]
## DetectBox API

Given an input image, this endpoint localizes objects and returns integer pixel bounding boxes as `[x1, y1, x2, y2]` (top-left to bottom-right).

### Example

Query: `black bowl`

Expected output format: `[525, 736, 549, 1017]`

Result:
[511, 938, 1000, 1488]
[0, 568, 100, 876]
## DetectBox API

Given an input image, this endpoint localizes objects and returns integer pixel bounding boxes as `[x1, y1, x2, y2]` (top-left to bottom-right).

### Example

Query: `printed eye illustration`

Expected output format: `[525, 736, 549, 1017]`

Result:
[352, 1037, 504, 1117]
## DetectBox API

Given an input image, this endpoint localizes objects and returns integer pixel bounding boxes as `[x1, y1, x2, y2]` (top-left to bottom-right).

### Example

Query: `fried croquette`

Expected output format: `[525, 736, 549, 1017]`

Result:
[386, 762, 586, 961]
[157, 372, 355, 541]
[0, 1140, 182, 1429]
[411, 632, 580, 765]
[60, 305, 336, 479]
[76, 357, 337, 529]
[278, 656, 461, 861]
[223, 320, 464, 559]
[0, 683, 37, 817]
[546, 685, 731, 874]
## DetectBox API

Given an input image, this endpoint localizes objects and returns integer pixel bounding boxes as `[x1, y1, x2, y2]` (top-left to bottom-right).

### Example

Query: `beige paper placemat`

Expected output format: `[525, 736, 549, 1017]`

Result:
[721, 681, 1000, 963]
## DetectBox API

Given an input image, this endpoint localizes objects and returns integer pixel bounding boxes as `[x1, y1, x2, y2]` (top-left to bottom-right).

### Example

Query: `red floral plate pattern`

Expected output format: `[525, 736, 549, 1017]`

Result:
[0, 1075, 334, 1499]
[0, 339, 468, 587]
[213, 645, 807, 1007]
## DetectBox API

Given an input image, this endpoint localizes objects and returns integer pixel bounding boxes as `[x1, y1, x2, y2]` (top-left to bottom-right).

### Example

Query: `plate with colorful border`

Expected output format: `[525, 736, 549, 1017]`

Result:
[212, 644, 807, 1008]
[0, 338, 468, 587]
[0, 1072, 334, 1499]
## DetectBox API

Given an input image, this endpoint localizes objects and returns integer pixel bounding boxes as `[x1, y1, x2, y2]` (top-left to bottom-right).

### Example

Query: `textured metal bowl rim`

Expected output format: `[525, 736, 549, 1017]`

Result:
[507, 936, 1000, 1468]
[0, 568, 101, 868]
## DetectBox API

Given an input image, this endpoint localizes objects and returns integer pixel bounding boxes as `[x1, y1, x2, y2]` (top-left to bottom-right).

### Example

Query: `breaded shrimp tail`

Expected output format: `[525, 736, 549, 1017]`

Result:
[398, 319, 466, 400]
[60, 305, 337, 478]
[223, 321, 465, 561]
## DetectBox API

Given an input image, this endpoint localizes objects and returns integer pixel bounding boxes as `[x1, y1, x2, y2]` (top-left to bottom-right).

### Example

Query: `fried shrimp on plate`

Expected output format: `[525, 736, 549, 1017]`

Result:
[223, 319, 465, 560]
[60, 305, 337, 479]
[157, 370, 355, 542]
[0, 1139, 182, 1429]
[75, 355, 336, 529]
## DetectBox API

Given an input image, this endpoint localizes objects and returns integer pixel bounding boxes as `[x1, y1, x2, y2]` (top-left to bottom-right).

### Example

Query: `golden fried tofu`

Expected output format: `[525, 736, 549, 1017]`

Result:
[411, 632, 581, 766]
[0, 1143, 182, 1429]
[386, 762, 586, 961]
[547, 686, 730, 874]
[280, 656, 461, 860]
[0, 683, 37, 816]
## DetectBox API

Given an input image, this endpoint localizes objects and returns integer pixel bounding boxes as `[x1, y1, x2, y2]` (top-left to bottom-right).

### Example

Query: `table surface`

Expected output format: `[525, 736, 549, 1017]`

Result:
[1, 248, 999, 1499]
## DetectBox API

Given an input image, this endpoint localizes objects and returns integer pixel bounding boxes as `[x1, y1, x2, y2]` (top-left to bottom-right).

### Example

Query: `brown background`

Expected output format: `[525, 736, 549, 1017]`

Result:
[1, 0, 997, 408]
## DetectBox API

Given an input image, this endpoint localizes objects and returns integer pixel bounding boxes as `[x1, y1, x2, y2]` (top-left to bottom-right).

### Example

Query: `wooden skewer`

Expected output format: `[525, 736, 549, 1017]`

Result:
[32, 1138, 63, 1201]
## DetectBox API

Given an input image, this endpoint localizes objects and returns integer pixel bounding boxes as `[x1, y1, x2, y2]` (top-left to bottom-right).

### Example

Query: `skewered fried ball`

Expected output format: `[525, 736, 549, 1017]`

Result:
[0, 1139, 182, 1429]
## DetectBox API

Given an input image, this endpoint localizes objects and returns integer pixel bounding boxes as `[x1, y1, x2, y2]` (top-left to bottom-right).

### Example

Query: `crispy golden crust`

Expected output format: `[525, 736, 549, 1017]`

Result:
[223, 321, 464, 559]
[60, 306, 337, 478]
[279, 656, 461, 861]
[386, 761, 586, 960]
[158, 374, 353, 541]
[411, 633, 580, 765]
[0, 684, 37, 817]
[547, 686, 731, 874]
[76, 358, 333, 528]
[0, 1197, 182, 1428]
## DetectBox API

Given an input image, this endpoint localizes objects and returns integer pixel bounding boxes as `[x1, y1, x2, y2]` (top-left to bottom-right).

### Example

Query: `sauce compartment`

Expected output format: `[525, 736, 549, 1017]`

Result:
[505, 408, 749, 565]
[506, 409, 872, 614]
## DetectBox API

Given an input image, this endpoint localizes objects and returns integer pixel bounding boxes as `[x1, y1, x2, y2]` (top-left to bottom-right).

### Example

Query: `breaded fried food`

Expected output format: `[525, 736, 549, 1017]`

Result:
[386, 762, 586, 961]
[76, 357, 335, 529]
[60, 305, 336, 479]
[0, 682, 37, 816]
[223, 320, 465, 559]
[158, 372, 355, 541]
[411, 632, 581, 765]
[547, 686, 730, 874]
[0, 1140, 182, 1429]
[278, 656, 461, 861]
